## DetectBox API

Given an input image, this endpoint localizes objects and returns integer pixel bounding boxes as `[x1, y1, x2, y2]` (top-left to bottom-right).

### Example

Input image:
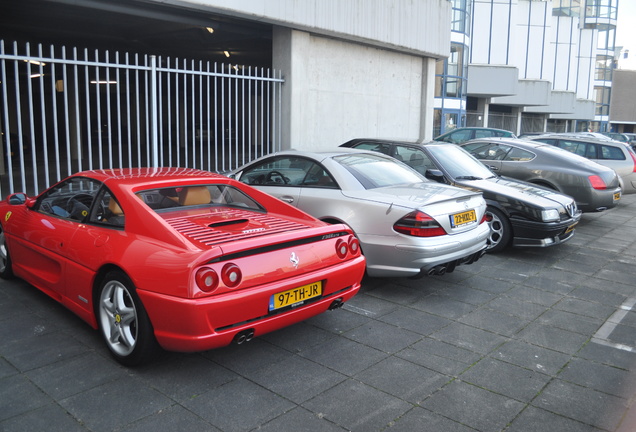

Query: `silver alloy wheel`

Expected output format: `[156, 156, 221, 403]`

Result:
[98, 279, 139, 357]
[0, 230, 6, 274]
[487, 210, 504, 249]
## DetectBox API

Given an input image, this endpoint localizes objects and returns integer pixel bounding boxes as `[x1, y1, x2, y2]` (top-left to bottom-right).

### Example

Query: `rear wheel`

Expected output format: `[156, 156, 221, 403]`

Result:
[0, 225, 13, 279]
[485, 207, 511, 253]
[96, 270, 158, 366]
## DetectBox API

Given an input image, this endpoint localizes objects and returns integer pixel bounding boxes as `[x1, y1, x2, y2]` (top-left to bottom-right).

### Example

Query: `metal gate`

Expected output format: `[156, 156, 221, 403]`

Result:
[0, 40, 284, 196]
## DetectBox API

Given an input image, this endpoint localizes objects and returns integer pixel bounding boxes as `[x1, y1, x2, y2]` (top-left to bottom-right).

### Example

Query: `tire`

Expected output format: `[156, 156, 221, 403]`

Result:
[0, 224, 13, 279]
[485, 207, 512, 253]
[95, 270, 158, 366]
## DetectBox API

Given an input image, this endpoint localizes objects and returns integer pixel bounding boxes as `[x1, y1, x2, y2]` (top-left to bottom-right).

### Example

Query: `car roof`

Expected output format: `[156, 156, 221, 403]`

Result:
[463, 137, 550, 149]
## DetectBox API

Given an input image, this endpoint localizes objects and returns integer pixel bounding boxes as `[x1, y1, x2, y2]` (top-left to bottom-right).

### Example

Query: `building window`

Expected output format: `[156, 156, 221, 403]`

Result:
[585, 0, 618, 20]
[451, 0, 471, 35]
[595, 55, 613, 81]
[553, 0, 581, 17]
[595, 86, 611, 116]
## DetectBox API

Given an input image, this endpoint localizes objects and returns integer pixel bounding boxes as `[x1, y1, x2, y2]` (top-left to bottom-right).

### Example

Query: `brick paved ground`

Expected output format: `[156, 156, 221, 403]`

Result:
[2, 195, 636, 431]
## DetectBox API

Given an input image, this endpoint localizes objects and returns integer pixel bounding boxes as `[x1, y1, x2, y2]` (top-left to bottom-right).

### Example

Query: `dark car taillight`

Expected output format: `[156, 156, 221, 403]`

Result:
[394, 211, 447, 237]
[588, 175, 607, 190]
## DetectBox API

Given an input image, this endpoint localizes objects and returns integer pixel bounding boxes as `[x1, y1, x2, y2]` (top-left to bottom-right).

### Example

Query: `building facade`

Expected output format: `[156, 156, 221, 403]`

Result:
[434, 0, 620, 136]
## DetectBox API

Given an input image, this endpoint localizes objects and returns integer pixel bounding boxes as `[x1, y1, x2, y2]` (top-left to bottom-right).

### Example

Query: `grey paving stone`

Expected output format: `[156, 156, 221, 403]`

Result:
[129, 354, 237, 402]
[305, 307, 372, 335]
[26, 352, 125, 400]
[434, 285, 497, 306]
[0, 403, 89, 432]
[2, 331, 90, 372]
[553, 297, 617, 321]
[396, 338, 481, 376]
[183, 377, 295, 432]
[261, 321, 339, 353]
[505, 405, 603, 432]
[343, 320, 422, 354]
[421, 380, 525, 432]
[378, 305, 453, 336]
[485, 296, 547, 320]
[516, 322, 590, 355]
[298, 336, 387, 376]
[490, 340, 571, 376]
[124, 404, 221, 432]
[203, 338, 292, 376]
[559, 357, 636, 399]
[0, 375, 51, 422]
[59, 377, 173, 432]
[411, 295, 479, 320]
[569, 286, 628, 308]
[0, 357, 17, 379]
[577, 340, 636, 370]
[354, 356, 450, 404]
[532, 380, 627, 431]
[607, 323, 636, 347]
[430, 322, 509, 355]
[388, 406, 478, 432]
[503, 285, 564, 307]
[256, 406, 346, 432]
[536, 309, 603, 336]
[461, 275, 514, 294]
[302, 379, 411, 432]
[242, 354, 347, 404]
[459, 357, 551, 402]
[345, 290, 401, 317]
[458, 307, 530, 337]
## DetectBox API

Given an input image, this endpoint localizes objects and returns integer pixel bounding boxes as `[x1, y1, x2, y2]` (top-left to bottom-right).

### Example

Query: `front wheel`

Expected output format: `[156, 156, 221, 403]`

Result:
[0, 225, 13, 279]
[95, 270, 158, 366]
[485, 207, 512, 253]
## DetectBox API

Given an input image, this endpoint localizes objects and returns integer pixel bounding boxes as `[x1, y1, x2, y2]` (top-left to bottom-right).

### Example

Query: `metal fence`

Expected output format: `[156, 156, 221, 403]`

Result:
[0, 40, 284, 196]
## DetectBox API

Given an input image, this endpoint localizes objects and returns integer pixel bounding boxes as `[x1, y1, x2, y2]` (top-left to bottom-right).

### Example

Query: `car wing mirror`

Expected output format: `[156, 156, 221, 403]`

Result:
[7, 192, 27, 205]
[425, 169, 446, 183]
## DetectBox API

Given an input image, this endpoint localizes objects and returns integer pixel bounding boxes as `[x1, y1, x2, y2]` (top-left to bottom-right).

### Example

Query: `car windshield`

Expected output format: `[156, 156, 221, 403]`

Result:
[427, 145, 495, 180]
[333, 153, 426, 189]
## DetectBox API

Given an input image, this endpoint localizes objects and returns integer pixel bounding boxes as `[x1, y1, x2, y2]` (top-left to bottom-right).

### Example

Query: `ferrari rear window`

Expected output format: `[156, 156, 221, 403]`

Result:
[137, 185, 265, 212]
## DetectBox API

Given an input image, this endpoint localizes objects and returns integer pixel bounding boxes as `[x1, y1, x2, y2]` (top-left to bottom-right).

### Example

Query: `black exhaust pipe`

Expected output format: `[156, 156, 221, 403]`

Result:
[328, 298, 344, 310]
[233, 328, 255, 345]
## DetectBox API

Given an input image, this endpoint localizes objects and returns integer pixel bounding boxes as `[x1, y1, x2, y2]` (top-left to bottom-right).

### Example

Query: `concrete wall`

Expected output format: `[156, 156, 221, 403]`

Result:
[175, 0, 451, 59]
[273, 28, 430, 150]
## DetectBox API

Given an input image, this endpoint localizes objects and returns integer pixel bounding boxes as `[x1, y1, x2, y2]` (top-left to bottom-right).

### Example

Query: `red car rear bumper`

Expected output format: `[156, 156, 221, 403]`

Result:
[137, 255, 365, 352]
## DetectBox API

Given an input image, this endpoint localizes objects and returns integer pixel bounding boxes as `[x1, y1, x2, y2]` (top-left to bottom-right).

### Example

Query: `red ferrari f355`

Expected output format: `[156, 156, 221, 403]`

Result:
[0, 168, 365, 365]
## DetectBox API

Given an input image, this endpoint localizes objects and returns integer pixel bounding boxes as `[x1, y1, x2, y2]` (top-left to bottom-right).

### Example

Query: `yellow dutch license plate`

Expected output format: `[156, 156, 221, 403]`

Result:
[565, 222, 578, 234]
[451, 209, 477, 227]
[614, 192, 621, 201]
[269, 281, 322, 311]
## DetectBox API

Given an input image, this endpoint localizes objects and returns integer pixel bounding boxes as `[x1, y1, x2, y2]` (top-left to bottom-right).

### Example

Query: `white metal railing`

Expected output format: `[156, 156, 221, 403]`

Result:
[0, 40, 284, 196]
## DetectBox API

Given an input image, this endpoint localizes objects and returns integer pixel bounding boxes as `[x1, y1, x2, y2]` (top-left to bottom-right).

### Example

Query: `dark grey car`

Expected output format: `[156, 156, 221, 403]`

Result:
[460, 138, 622, 212]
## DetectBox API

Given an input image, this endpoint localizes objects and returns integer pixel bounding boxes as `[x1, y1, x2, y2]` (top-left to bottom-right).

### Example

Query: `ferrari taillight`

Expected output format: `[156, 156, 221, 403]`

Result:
[394, 211, 447, 237]
[336, 238, 348, 259]
[336, 235, 360, 259]
[221, 263, 242, 288]
[195, 267, 219, 292]
[588, 175, 607, 190]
